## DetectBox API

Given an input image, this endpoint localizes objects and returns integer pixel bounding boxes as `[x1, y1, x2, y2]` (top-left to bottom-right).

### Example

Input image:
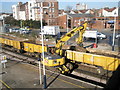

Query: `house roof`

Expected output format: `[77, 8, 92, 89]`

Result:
[68, 14, 95, 18]
[78, 9, 89, 13]
[0, 13, 12, 16]
[73, 10, 78, 13]
[104, 7, 116, 12]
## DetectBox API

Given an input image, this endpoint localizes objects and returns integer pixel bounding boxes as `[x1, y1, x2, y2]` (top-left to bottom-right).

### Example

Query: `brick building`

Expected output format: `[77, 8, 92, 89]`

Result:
[56, 14, 94, 29]
[91, 17, 120, 30]
[12, 0, 59, 25]
[56, 13, 120, 31]
[28, 0, 58, 25]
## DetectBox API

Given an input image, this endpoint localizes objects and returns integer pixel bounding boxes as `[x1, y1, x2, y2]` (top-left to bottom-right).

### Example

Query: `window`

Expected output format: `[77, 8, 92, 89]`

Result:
[52, 8, 54, 12]
[52, 14, 54, 17]
[52, 3, 54, 7]
[49, 14, 51, 18]
[49, 8, 51, 12]
[52, 19, 55, 22]
[30, 10, 32, 13]
[49, 19, 51, 23]
[49, 2, 51, 7]
[44, 11, 47, 14]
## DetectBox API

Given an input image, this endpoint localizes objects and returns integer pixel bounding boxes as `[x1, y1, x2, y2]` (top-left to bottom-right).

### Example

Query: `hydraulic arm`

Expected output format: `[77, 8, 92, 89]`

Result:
[55, 22, 87, 55]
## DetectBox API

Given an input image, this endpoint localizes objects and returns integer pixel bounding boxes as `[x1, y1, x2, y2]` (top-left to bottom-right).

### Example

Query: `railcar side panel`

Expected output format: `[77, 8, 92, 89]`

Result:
[66, 50, 120, 71]
[0, 37, 3, 43]
[73, 51, 83, 62]
[66, 50, 73, 60]
[93, 56, 107, 68]
[23, 42, 47, 53]
[23, 43, 33, 52]
[13, 41, 21, 49]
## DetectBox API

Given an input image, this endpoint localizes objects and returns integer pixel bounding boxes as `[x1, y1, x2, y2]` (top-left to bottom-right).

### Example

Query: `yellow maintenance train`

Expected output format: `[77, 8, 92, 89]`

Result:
[0, 36, 65, 67]
[0, 22, 120, 74]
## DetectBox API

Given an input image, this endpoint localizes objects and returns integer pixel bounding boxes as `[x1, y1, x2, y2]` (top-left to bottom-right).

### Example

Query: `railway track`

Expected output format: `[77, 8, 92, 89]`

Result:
[1, 48, 107, 88]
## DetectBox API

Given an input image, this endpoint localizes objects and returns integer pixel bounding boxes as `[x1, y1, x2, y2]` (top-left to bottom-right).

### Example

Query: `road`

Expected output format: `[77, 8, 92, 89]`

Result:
[1, 57, 102, 89]
[34, 28, 119, 46]
[100, 29, 119, 46]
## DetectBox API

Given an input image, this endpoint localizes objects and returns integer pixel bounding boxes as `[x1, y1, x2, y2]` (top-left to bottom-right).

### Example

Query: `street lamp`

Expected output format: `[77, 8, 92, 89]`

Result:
[32, 2, 49, 89]
[112, 12, 117, 51]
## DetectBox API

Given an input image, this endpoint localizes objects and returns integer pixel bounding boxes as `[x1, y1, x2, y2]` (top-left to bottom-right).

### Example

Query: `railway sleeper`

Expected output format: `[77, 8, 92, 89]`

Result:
[75, 63, 112, 79]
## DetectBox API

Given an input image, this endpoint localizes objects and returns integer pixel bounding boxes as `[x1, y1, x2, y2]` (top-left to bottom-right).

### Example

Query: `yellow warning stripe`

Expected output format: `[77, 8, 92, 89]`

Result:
[0, 80, 12, 90]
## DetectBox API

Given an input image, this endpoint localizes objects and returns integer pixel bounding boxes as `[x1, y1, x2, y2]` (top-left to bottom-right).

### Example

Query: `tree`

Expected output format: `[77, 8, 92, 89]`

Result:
[4, 16, 47, 29]
[4, 16, 20, 26]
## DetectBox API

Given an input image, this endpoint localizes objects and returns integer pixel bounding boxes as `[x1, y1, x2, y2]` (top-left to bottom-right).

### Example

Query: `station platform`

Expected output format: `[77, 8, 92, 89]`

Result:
[1, 59, 102, 89]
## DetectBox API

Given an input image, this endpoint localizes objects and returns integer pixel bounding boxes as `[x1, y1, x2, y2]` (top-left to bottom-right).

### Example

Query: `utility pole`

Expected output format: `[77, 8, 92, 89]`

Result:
[40, 2, 47, 89]
[112, 12, 116, 51]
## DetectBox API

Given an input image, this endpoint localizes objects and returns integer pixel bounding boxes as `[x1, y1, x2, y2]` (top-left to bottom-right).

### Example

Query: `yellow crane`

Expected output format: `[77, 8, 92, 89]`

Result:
[55, 22, 87, 55]
[49, 22, 88, 74]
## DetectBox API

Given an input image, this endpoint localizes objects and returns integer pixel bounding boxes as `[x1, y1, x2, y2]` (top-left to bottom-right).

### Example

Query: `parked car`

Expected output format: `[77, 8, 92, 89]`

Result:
[19, 29, 31, 34]
[97, 32, 107, 39]
[14, 28, 20, 32]
[9, 28, 19, 33]
[116, 34, 120, 39]
[9, 28, 13, 32]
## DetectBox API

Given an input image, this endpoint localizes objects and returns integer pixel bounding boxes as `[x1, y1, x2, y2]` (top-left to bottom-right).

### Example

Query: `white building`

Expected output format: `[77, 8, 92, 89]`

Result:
[12, 2, 26, 20]
[0, 13, 10, 20]
[12, 5, 19, 20]
[76, 3, 87, 10]
[28, 0, 36, 20]
[19, 11, 26, 20]
[102, 7, 118, 17]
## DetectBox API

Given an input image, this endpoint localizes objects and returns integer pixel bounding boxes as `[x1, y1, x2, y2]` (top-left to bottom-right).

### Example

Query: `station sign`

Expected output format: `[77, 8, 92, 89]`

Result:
[0, 55, 7, 64]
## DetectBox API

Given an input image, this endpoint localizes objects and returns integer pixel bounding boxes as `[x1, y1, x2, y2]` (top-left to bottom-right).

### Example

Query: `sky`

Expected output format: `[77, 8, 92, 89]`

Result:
[0, 0, 119, 13]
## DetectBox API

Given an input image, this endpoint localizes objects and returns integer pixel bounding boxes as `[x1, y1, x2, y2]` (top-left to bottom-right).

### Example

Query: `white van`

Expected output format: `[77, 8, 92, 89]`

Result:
[83, 31, 107, 39]
[42, 26, 60, 36]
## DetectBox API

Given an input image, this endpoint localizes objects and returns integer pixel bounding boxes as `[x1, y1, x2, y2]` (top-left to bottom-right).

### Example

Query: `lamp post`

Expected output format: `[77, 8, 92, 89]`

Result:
[112, 12, 117, 51]
[32, 2, 49, 89]
[40, 2, 47, 89]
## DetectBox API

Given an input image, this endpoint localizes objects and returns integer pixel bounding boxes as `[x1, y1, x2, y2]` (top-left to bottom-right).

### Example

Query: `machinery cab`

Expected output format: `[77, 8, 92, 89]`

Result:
[41, 52, 65, 67]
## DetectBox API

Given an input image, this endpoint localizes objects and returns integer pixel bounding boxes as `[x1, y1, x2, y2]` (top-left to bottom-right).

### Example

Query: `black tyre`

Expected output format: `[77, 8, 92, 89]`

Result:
[66, 63, 73, 70]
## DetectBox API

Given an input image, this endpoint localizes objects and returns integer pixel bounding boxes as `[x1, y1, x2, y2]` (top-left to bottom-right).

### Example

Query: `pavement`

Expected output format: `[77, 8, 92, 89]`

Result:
[0, 59, 102, 89]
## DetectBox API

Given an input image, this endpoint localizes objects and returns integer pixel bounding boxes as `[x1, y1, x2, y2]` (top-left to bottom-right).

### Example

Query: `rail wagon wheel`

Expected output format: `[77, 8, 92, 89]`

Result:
[66, 63, 73, 70]
[97, 66, 106, 76]
[56, 68, 62, 74]
[11, 47, 15, 52]
[19, 49, 24, 53]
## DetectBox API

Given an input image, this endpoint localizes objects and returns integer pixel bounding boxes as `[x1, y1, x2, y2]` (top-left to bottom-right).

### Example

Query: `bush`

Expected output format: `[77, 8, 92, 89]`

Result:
[4, 17, 47, 29]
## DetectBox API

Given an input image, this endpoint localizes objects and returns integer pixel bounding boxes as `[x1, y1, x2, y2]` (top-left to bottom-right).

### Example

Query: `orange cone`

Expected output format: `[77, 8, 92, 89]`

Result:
[93, 43, 97, 48]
